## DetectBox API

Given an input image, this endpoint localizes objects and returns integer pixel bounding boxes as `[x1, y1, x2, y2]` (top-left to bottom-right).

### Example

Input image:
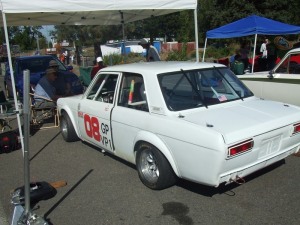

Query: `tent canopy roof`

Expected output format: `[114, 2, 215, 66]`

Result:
[0, 0, 197, 26]
[206, 15, 300, 39]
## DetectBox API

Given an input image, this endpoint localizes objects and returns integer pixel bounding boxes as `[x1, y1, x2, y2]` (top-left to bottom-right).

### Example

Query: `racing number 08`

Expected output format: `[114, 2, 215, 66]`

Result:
[84, 114, 101, 142]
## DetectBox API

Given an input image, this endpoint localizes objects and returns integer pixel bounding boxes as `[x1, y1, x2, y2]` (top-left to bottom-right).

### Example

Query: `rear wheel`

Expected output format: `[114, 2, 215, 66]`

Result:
[136, 143, 177, 190]
[60, 112, 79, 142]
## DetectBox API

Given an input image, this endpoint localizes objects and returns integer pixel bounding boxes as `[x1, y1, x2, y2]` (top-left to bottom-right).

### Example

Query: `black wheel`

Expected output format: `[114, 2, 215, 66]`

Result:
[136, 143, 177, 190]
[60, 112, 79, 142]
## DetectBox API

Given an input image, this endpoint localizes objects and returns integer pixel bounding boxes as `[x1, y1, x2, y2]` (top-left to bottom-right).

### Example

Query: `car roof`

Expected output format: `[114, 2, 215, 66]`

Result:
[15, 55, 54, 60]
[288, 47, 300, 54]
[100, 61, 226, 75]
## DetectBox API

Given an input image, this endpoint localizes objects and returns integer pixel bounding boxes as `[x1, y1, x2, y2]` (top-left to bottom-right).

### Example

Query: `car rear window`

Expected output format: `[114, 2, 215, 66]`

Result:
[158, 67, 253, 111]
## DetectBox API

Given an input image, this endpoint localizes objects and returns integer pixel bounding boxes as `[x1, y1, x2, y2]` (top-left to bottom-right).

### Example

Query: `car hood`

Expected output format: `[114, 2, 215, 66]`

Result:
[181, 98, 300, 144]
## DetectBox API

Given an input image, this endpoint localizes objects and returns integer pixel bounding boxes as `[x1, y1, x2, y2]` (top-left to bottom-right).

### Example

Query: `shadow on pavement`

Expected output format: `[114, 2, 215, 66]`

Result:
[44, 169, 94, 222]
[30, 131, 61, 161]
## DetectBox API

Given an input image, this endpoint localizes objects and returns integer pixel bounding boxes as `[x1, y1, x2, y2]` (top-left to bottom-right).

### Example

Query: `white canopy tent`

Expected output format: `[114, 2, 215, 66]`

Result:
[0, 0, 199, 221]
[0, 0, 197, 26]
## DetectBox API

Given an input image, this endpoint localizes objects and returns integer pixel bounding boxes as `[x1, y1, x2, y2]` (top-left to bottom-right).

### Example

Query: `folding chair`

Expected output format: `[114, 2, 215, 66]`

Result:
[29, 93, 60, 129]
[0, 90, 17, 132]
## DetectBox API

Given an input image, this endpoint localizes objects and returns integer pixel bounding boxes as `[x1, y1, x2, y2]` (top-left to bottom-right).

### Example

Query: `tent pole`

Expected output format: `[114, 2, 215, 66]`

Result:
[193, 8, 199, 62]
[1, 12, 25, 154]
[202, 38, 207, 62]
[252, 34, 257, 73]
[2, 9, 30, 220]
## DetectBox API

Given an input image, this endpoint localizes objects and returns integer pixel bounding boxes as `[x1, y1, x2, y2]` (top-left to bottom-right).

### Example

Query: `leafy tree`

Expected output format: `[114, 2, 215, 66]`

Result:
[0, 26, 46, 51]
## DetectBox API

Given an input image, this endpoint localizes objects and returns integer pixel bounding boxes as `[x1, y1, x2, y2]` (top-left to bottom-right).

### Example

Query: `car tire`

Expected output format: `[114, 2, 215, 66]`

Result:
[136, 142, 177, 190]
[60, 112, 79, 142]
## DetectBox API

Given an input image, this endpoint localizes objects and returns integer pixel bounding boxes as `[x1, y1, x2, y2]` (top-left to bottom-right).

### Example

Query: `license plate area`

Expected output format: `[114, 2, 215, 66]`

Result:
[258, 135, 282, 159]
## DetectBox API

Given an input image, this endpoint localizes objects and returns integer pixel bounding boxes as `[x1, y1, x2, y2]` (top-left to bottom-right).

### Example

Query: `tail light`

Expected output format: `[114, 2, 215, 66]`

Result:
[292, 123, 300, 135]
[228, 139, 253, 158]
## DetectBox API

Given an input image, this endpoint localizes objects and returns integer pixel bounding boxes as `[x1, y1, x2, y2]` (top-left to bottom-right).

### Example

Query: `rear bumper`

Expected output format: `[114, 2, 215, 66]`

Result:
[219, 144, 299, 185]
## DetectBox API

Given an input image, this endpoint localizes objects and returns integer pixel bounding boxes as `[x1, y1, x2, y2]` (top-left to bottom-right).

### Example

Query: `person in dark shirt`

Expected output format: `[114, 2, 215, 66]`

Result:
[91, 57, 105, 79]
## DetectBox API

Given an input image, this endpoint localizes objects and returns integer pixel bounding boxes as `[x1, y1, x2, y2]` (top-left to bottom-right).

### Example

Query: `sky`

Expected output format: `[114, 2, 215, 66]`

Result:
[40, 25, 54, 41]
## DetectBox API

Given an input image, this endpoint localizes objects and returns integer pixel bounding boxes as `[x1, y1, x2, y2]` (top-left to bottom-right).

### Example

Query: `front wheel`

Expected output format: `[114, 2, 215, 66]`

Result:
[136, 143, 177, 190]
[60, 112, 79, 142]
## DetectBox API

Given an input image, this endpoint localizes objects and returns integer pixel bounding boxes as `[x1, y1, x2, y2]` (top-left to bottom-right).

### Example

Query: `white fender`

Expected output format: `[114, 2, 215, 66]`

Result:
[133, 130, 180, 177]
[58, 106, 81, 138]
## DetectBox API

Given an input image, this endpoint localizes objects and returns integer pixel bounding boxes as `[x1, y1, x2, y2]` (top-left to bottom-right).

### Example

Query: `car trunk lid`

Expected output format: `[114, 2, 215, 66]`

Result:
[181, 98, 300, 144]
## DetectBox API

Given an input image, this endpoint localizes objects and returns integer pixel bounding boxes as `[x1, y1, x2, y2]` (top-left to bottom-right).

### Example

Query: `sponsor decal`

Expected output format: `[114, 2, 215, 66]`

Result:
[78, 111, 83, 118]
[83, 114, 112, 149]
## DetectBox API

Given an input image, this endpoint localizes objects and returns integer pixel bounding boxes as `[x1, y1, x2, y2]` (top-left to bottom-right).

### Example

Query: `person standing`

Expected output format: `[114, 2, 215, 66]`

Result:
[260, 38, 268, 58]
[139, 38, 161, 62]
[91, 56, 106, 79]
[266, 40, 277, 70]
[239, 42, 250, 71]
[259, 38, 269, 71]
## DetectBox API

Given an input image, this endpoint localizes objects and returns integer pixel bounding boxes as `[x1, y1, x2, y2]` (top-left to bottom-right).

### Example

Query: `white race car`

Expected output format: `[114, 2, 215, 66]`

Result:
[57, 62, 300, 190]
[238, 47, 300, 106]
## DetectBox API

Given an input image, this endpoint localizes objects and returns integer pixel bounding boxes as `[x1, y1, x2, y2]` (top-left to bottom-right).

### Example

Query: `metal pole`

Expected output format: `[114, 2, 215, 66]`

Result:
[1, 11, 25, 155]
[120, 11, 126, 56]
[194, 8, 199, 62]
[23, 70, 31, 215]
[37, 35, 40, 54]
[202, 38, 208, 62]
[252, 34, 257, 73]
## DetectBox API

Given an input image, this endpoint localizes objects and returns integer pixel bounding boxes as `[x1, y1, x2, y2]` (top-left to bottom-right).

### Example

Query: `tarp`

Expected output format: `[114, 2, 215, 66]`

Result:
[206, 15, 300, 39]
[202, 15, 300, 73]
[0, 0, 197, 26]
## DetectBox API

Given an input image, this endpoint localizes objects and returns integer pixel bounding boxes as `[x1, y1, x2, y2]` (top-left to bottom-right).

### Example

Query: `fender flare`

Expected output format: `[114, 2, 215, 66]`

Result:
[59, 107, 81, 138]
[133, 131, 180, 177]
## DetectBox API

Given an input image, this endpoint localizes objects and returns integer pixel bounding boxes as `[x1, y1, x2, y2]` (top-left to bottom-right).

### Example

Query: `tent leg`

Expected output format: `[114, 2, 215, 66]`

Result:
[202, 38, 207, 62]
[194, 8, 199, 62]
[252, 34, 257, 73]
[1, 13, 24, 153]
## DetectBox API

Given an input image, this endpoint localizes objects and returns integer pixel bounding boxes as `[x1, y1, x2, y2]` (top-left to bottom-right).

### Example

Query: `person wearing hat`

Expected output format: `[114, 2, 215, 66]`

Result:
[139, 38, 161, 62]
[48, 59, 60, 69]
[91, 56, 106, 79]
[48, 60, 72, 96]
[34, 68, 62, 108]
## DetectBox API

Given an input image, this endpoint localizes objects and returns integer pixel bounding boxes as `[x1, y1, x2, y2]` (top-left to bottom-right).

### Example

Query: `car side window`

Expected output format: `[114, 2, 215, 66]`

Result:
[86, 73, 118, 104]
[276, 53, 300, 74]
[117, 72, 148, 112]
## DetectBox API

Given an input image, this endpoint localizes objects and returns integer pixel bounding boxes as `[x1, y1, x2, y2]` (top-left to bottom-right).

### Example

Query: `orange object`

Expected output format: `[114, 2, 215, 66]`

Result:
[128, 80, 135, 104]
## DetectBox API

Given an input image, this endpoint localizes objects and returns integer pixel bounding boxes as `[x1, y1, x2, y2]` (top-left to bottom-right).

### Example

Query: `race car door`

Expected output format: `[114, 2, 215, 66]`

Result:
[77, 72, 120, 152]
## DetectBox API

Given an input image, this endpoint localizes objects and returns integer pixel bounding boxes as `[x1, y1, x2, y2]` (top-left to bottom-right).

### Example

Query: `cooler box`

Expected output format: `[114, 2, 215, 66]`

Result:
[233, 61, 244, 75]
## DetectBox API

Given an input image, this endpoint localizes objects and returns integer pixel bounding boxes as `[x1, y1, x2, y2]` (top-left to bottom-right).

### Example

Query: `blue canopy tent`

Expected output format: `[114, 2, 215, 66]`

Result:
[202, 15, 300, 73]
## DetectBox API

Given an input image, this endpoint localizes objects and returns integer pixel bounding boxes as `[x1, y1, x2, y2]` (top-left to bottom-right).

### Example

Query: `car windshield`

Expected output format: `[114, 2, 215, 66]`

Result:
[17, 57, 67, 74]
[158, 67, 253, 111]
